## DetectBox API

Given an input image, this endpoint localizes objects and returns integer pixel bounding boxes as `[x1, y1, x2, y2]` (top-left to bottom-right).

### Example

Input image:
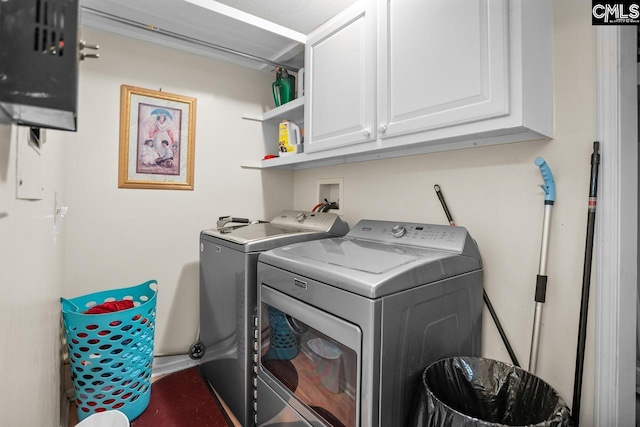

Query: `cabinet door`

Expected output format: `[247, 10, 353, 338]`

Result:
[305, 1, 375, 153]
[377, 0, 509, 139]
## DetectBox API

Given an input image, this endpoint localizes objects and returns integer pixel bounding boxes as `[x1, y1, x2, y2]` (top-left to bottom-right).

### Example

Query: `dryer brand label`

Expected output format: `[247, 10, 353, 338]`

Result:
[294, 278, 307, 290]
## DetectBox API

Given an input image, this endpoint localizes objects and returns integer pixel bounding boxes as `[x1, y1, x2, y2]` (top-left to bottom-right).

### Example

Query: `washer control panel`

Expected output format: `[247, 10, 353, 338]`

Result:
[270, 210, 348, 233]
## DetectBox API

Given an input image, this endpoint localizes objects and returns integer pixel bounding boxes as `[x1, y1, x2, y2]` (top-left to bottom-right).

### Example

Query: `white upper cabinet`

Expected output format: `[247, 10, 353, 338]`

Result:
[304, 1, 376, 153]
[376, 0, 552, 149]
[377, 0, 509, 139]
[265, 0, 552, 169]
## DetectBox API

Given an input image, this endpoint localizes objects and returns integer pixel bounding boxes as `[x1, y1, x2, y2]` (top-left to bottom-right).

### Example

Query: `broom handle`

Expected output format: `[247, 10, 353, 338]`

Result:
[434, 184, 520, 367]
[571, 141, 600, 426]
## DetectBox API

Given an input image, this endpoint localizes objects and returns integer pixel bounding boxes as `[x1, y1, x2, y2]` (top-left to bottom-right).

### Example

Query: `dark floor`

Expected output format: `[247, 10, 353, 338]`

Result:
[69, 374, 242, 427]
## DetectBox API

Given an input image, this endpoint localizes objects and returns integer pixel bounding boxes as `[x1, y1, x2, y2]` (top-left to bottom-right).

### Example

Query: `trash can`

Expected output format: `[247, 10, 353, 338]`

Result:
[61, 280, 158, 422]
[409, 356, 573, 427]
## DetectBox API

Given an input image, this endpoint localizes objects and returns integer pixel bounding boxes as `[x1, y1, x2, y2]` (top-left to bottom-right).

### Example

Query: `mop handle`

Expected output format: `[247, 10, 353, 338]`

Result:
[535, 157, 556, 203]
[529, 157, 556, 374]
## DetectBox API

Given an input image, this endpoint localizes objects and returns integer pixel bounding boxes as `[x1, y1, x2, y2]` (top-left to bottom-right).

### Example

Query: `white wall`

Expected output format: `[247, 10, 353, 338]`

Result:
[293, 1, 597, 424]
[0, 2, 602, 425]
[0, 125, 68, 426]
[62, 26, 293, 355]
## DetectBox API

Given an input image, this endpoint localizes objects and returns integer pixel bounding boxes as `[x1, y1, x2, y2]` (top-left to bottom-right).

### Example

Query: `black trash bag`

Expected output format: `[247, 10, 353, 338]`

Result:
[409, 357, 572, 427]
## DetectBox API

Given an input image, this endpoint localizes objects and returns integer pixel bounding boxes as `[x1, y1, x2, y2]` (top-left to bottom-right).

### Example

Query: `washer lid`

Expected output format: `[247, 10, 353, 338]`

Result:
[200, 210, 349, 252]
[204, 222, 311, 245]
[202, 223, 326, 252]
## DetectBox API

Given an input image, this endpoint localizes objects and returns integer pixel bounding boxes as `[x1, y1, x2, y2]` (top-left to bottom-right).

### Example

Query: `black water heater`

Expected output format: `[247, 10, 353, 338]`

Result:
[0, 0, 79, 131]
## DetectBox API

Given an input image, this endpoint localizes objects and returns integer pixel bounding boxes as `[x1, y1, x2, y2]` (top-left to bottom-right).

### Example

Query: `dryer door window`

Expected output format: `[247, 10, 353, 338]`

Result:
[259, 286, 361, 427]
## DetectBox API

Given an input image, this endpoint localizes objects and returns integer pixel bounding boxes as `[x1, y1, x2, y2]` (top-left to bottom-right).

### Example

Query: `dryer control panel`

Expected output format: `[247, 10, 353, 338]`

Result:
[346, 220, 470, 253]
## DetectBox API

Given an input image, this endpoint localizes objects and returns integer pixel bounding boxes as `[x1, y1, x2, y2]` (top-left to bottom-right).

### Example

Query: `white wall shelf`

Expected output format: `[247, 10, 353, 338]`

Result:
[240, 97, 305, 168]
[239, 161, 264, 169]
[261, 97, 304, 123]
[256, 127, 548, 170]
[242, 97, 304, 124]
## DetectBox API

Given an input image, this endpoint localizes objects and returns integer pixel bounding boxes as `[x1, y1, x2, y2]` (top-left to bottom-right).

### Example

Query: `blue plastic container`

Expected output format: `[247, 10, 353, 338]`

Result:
[61, 280, 158, 422]
[263, 306, 299, 361]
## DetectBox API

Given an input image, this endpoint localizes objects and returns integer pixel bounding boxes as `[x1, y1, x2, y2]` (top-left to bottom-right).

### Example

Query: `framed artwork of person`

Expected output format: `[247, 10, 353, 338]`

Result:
[118, 85, 197, 190]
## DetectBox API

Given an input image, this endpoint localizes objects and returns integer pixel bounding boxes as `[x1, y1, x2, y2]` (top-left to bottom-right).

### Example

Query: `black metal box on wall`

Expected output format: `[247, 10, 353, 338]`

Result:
[0, 0, 79, 131]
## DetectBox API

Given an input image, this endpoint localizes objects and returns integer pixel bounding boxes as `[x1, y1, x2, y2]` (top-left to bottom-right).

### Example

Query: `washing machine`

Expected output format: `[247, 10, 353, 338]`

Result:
[256, 220, 484, 427]
[196, 210, 349, 426]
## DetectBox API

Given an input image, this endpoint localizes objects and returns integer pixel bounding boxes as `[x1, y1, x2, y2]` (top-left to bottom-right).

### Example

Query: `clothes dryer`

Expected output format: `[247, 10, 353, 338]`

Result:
[256, 220, 483, 427]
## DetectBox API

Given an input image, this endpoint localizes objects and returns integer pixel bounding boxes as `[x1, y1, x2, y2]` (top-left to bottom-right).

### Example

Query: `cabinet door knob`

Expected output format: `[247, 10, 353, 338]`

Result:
[361, 128, 371, 137]
[377, 124, 387, 134]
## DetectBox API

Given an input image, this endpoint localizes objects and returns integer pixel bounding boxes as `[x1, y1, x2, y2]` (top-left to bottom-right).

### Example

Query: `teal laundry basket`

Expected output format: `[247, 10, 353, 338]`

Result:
[61, 280, 158, 422]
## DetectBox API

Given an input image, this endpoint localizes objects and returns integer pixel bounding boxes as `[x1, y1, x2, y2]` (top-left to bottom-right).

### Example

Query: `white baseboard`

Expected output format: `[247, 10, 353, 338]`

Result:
[152, 353, 201, 378]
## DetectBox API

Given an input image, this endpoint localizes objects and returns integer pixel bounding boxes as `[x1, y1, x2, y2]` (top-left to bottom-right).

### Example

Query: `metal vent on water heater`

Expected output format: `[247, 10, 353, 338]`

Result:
[33, 0, 67, 57]
[0, 0, 80, 131]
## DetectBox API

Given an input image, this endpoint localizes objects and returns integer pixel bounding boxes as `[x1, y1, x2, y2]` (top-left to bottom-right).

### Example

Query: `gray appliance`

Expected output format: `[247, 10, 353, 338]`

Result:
[197, 210, 349, 426]
[256, 220, 483, 427]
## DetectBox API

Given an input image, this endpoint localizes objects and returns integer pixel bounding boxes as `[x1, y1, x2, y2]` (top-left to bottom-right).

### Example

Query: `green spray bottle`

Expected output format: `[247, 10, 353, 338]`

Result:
[272, 67, 296, 107]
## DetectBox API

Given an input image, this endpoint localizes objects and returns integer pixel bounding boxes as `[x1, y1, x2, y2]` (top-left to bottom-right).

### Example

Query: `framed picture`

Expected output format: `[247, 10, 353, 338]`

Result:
[118, 85, 197, 190]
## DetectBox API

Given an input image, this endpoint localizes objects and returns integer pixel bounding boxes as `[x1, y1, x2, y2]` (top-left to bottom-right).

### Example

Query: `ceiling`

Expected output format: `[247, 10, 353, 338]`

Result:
[213, 0, 357, 35]
[80, 0, 357, 71]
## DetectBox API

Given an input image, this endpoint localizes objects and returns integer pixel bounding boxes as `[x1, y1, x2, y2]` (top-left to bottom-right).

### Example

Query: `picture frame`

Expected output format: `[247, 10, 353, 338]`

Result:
[118, 85, 197, 190]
